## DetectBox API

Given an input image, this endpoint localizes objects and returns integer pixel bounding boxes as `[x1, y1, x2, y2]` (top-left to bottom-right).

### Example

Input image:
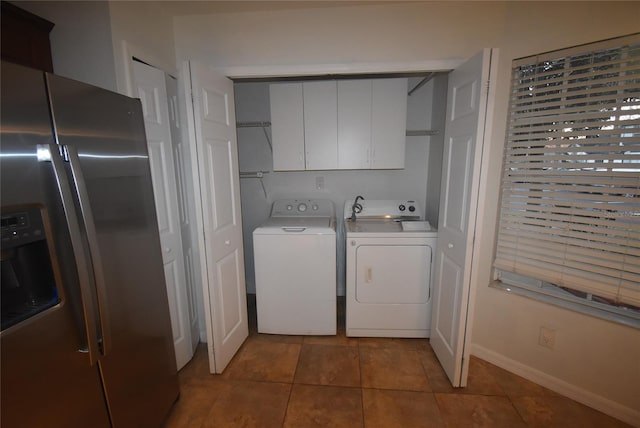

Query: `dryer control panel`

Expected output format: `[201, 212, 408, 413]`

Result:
[343, 199, 422, 220]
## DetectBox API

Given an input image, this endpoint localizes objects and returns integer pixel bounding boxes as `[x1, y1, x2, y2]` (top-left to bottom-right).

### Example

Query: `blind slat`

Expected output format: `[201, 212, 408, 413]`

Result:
[502, 183, 640, 197]
[497, 229, 640, 258]
[510, 109, 640, 127]
[500, 200, 640, 221]
[509, 122, 640, 140]
[499, 207, 640, 234]
[511, 83, 640, 108]
[500, 198, 638, 215]
[501, 175, 638, 186]
[506, 140, 640, 155]
[500, 190, 639, 205]
[504, 169, 635, 178]
[511, 99, 640, 121]
[512, 71, 640, 95]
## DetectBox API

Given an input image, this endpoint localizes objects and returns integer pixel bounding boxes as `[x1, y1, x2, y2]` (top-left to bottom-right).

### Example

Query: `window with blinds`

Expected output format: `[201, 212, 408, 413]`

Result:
[494, 34, 640, 322]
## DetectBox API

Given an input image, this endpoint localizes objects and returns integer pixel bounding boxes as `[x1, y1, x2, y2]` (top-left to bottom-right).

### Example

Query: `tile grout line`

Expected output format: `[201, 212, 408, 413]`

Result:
[358, 339, 366, 428]
[504, 392, 530, 427]
[280, 341, 303, 428]
[414, 346, 448, 419]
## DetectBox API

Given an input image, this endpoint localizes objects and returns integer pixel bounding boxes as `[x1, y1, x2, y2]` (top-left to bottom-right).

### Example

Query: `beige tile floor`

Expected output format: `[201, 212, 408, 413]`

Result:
[164, 297, 631, 428]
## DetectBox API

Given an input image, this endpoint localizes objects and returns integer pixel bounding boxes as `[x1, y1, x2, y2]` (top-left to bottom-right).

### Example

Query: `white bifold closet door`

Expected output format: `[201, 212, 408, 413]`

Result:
[430, 49, 495, 387]
[132, 59, 194, 370]
[187, 61, 248, 374]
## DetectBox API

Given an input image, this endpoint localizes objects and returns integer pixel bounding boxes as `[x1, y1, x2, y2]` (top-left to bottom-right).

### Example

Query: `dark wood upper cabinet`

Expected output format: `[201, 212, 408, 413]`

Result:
[1, 1, 54, 72]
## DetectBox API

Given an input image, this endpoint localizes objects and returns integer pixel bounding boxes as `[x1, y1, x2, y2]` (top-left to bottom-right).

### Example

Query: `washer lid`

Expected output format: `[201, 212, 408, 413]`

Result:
[254, 217, 335, 234]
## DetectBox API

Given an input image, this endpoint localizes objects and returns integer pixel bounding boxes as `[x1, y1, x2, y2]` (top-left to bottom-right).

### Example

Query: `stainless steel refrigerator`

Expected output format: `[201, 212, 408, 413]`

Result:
[0, 61, 179, 427]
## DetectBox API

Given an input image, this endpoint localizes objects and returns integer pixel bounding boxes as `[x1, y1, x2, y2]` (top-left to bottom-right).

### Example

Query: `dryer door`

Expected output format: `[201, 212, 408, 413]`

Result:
[356, 244, 431, 304]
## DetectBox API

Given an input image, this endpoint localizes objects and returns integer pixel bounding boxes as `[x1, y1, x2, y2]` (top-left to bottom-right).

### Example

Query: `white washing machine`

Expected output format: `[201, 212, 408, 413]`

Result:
[253, 199, 336, 335]
[345, 199, 437, 338]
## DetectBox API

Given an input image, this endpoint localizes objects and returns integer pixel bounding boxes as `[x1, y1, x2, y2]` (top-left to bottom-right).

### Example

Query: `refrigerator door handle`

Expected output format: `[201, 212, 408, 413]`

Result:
[65, 145, 111, 357]
[47, 144, 102, 366]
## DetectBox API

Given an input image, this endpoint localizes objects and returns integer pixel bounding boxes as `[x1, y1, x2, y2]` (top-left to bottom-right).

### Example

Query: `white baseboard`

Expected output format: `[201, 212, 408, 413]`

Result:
[471, 344, 640, 427]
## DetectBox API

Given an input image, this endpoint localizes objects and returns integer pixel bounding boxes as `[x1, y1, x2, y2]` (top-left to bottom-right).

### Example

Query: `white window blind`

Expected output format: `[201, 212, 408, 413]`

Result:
[494, 34, 640, 308]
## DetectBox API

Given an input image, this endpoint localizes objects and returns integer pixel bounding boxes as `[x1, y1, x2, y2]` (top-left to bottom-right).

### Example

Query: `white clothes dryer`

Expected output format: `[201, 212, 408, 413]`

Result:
[253, 199, 336, 335]
[344, 199, 437, 338]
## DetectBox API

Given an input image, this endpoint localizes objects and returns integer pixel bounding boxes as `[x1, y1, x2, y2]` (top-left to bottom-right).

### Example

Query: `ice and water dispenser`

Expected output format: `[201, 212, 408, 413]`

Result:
[1, 207, 60, 331]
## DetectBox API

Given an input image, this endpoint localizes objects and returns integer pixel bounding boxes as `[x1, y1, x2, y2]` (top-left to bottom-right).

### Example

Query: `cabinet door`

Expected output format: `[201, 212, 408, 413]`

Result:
[338, 80, 372, 169]
[270, 83, 305, 171]
[371, 78, 407, 169]
[303, 81, 338, 170]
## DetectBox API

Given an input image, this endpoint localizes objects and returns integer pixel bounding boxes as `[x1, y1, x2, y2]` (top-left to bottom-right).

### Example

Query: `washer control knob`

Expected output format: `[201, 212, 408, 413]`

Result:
[297, 203, 307, 212]
[408, 205, 416, 212]
[312, 204, 319, 211]
[286, 204, 293, 211]
[398, 204, 406, 212]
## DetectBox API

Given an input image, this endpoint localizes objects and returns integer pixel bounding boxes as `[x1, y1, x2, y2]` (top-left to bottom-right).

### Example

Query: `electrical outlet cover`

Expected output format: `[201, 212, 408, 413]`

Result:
[538, 326, 556, 349]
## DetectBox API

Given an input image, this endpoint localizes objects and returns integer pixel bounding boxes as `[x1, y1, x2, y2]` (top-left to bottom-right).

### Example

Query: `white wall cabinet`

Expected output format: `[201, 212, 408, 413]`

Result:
[337, 80, 372, 169]
[270, 83, 305, 170]
[371, 78, 408, 169]
[270, 78, 407, 171]
[270, 81, 338, 171]
[338, 78, 408, 169]
[303, 81, 338, 170]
